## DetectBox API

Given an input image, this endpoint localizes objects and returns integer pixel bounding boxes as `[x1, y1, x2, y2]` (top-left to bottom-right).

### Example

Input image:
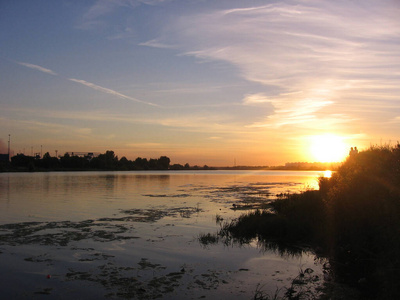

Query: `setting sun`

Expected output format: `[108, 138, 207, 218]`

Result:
[309, 134, 348, 162]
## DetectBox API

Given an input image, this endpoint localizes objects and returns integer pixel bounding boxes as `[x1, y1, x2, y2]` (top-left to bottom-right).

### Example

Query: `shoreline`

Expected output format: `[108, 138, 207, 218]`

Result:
[0, 166, 337, 173]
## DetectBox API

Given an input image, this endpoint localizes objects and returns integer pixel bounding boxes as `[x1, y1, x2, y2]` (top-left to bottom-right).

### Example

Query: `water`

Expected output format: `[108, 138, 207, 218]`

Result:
[0, 170, 326, 299]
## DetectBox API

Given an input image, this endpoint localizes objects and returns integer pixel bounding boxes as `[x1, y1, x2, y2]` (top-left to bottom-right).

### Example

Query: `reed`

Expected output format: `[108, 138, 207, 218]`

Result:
[206, 144, 400, 299]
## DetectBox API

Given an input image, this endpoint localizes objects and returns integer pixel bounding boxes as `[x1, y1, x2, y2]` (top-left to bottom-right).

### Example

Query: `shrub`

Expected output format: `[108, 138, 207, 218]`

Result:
[323, 144, 400, 298]
[213, 144, 400, 298]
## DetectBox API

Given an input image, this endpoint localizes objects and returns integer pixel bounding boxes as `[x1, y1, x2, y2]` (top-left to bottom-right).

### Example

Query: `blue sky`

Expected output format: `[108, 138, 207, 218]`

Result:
[1, 0, 399, 165]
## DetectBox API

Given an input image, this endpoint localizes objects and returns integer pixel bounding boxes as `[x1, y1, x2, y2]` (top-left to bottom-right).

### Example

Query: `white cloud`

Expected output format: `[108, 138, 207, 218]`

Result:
[14, 60, 157, 107]
[2, 117, 93, 138]
[68, 78, 158, 106]
[143, 0, 400, 131]
[0, 106, 241, 136]
[75, 128, 93, 135]
[78, 0, 170, 30]
[77, 0, 132, 30]
[389, 116, 400, 124]
[242, 93, 270, 105]
[17, 61, 57, 76]
[139, 39, 176, 49]
[126, 142, 163, 148]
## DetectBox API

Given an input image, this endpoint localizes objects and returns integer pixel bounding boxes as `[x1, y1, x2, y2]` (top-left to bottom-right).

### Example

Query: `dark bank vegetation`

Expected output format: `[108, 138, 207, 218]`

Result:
[0, 150, 338, 173]
[0, 150, 214, 172]
[202, 144, 400, 299]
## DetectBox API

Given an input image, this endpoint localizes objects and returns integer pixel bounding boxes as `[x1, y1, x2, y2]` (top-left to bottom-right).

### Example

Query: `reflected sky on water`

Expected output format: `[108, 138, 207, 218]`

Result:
[0, 170, 326, 299]
[0, 170, 323, 224]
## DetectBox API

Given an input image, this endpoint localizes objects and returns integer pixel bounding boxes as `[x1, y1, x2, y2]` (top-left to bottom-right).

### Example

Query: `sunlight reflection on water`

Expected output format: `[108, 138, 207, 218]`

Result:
[0, 170, 322, 224]
[0, 170, 325, 299]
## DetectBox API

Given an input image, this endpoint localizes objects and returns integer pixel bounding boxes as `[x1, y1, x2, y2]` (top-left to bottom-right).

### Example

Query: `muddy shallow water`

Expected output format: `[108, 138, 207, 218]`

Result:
[0, 170, 326, 299]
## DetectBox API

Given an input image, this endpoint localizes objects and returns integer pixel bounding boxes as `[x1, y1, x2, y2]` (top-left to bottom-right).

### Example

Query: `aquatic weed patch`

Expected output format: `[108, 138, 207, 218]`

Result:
[0, 220, 136, 246]
[0, 204, 233, 298]
[24, 253, 53, 264]
[198, 232, 219, 247]
[252, 268, 324, 300]
[97, 206, 203, 223]
[63, 259, 231, 299]
[143, 193, 191, 198]
[204, 190, 327, 253]
[120, 206, 202, 221]
[202, 183, 286, 210]
[0, 206, 202, 247]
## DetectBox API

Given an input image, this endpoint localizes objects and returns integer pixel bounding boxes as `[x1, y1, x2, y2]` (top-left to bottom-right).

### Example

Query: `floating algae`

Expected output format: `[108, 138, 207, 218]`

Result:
[0, 206, 202, 247]
[0, 205, 227, 299]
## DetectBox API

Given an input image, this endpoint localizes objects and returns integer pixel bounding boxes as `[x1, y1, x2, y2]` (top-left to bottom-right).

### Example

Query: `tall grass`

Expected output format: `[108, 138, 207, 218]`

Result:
[206, 144, 400, 299]
[322, 144, 400, 298]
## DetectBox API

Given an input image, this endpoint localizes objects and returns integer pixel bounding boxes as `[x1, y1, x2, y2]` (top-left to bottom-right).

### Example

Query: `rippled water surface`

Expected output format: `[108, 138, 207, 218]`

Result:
[0, 170, 326, 299]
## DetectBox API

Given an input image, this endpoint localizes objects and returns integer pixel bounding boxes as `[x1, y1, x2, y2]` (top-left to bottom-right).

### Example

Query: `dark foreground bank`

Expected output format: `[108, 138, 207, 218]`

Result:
[202, 144, 400, 299]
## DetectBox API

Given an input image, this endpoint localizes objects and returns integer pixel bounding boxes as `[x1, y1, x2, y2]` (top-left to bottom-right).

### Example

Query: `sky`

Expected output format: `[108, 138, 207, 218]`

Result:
[1, 0, 399, 166]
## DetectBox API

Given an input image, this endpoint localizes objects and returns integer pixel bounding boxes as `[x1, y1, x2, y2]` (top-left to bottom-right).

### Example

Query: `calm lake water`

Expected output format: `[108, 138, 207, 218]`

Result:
[0, 170, 327, 299]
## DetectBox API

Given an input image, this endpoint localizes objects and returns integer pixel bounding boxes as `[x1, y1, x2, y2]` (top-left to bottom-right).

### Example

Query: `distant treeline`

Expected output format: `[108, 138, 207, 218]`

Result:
[0, 150, 214, 172]
[1, 150, 340, 172]
[219, 161, 340, 171]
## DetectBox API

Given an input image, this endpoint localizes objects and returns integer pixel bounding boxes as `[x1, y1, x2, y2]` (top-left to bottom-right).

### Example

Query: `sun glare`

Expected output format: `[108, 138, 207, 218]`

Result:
[309, 134, 348, 163]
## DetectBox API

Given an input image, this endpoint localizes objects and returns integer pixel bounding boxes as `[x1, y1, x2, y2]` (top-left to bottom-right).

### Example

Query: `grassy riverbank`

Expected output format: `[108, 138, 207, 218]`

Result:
[204, 144, 400, 299]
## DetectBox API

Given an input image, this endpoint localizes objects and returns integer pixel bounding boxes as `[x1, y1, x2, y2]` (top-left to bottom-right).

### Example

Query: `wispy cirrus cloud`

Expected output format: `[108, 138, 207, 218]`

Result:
[139, 39, 176, 49]
[0, 106, 238, 135]
[78, 0, 170, 30]
[68, 78, 159, 106]
[126, 142, 163, 148]
[17, 61, 57, 75]
[143, 0, 400, 132]
[15, 60, 157, 107]
[0, 116, 93, 138]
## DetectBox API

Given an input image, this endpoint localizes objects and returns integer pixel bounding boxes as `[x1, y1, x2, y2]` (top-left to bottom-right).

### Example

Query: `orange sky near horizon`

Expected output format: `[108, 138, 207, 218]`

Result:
[1, 1, 399, 166]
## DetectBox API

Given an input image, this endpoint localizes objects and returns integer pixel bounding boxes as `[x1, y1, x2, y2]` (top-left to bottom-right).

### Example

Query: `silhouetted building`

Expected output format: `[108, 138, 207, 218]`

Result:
[66, 152, 98, 159]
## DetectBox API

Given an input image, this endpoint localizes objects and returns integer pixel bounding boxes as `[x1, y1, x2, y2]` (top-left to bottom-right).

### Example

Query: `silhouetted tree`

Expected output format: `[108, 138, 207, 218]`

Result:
[170, 163, 184, 170]
[11, 154, 35, 168]
[118, 156, 134, 170]
[6, 150, 177, 172]
[94, 150, 118, 170]
[148, 158, 158, 170]
[134, 157, 148, 170]
[60, 153, 88, 169]
[41, 152, 59, 169]
[157, 156, 170, 170]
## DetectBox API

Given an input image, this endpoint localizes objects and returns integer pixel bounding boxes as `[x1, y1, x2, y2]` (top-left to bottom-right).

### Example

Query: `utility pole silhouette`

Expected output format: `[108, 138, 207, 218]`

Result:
[8, 134, 10, 161]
